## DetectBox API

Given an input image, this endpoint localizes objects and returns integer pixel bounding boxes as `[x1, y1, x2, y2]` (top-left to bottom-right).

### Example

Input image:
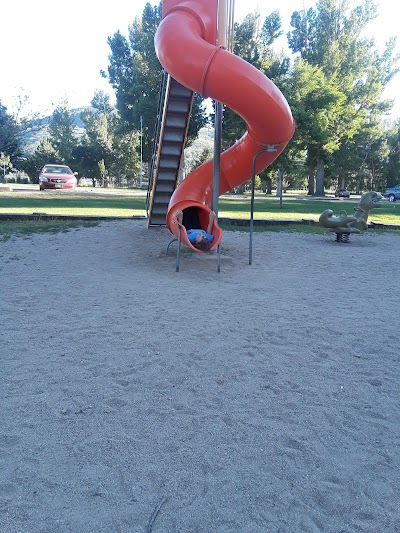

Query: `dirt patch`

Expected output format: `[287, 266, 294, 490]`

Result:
[1, 220, 399, 531]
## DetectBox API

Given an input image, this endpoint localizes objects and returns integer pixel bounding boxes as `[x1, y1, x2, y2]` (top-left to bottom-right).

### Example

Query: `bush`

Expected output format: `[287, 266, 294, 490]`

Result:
[4, 170, 31, 184]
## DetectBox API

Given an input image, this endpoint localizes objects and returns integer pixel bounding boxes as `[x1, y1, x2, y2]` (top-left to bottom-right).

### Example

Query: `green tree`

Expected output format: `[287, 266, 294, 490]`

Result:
[77, 90, 140, 186]
[220, 11, 292, 193]
[112, 130, 140, 186]
[285, 58, 348, 195]
[104, 1, 208, 163]
[287, 0, 399, 195]
[72, 143, 103, 186]
[98, 159, 108, 187]
[221, 12, 261, 152]
[327, 114, 389, 193]
[0, 152, 12, 182]
[78, 91, 116, 184]
[48, 101, 79, 163]
[0, 102, 23, 165]
[20, 139, 58, 182]
[384, 121, 400, 187]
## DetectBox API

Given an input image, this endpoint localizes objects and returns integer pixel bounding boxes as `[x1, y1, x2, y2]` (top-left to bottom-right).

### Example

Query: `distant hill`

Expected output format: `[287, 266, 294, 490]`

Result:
[22, 108, 88, 156]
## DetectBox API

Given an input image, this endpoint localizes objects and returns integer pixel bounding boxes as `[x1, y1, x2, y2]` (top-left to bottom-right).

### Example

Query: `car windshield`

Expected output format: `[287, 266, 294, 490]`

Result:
[43, 166, 73, 175]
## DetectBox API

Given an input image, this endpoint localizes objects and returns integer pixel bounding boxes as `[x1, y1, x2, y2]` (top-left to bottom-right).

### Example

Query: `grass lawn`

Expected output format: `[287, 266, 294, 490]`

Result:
[218, 196, 400, 225]
[1, 186, 400, 238]
[0, 219, 101, 241]
[0, 187, 146, 217]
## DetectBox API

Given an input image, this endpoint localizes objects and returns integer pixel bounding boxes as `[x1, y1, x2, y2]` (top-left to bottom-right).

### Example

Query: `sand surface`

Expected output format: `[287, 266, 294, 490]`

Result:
[1, 219, 399, 532]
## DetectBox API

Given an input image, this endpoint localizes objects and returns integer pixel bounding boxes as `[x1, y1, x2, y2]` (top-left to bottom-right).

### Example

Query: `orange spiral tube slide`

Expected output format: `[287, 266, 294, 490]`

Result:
[155, 0, 295, 251]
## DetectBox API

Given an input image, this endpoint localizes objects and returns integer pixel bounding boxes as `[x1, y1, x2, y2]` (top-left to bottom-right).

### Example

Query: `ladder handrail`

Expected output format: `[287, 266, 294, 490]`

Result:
[146, 69, 169, 215]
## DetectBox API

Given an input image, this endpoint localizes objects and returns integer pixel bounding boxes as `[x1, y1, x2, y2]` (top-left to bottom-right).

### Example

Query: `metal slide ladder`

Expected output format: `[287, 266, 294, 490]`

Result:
[146, 71, 194, 226]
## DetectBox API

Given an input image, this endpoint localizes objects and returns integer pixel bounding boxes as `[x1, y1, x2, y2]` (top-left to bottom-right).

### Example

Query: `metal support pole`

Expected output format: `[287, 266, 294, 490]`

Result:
[175, 224, 182, 272]
[213, 100, 223, 272]
[249, 145, 280, 265]
[212, 0, 234, 273]
[140, 115, 143, 189]
[212, 101, 223, 218]
[249, 160, 256, 265]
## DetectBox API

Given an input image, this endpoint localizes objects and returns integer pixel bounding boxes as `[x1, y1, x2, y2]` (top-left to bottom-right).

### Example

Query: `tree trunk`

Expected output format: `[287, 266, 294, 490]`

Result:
[356, 175, 361, 194]
[235, 183, 246, 194]
[315, 152, 325, 196]
[276, 167, 284, 208]
[307, 160, 315, 196]
[276, 171, 282, 197]
[266, 176, 272, 194]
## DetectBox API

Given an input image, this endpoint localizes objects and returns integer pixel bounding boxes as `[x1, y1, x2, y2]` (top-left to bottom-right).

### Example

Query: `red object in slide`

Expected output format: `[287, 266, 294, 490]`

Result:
[155, 0, 295, 251]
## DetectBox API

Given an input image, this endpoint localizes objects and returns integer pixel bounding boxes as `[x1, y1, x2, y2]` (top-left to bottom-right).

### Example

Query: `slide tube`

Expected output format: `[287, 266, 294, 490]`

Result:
[155, 0, 295, 251]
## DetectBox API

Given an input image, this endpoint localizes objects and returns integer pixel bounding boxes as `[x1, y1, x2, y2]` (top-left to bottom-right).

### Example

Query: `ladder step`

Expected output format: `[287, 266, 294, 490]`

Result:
[151, 205, 169, 216]
[165, 115, 187, 128]
[170, 81, 193, 98]
[159, 155, 180, 164]
[157, 169, 179, 180]
[163, 130, 186, 143]
[153, 182, 176, 193]
[151, 193, 171, 204]
[147, 76, 194, 226]
[167, 100, 192, 114]
[161, 143, 184, 157]
[157, 162, 178, 172]
[148, 216, 166, 226]
[159, 157, 181, 169]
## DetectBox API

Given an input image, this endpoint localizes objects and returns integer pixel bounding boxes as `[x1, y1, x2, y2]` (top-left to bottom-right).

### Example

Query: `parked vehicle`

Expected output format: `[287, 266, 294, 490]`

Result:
[79, 178, 94, 186]
[39, 164, 77, 191]
[334, 187, 350, 198]
[383, 184, 400, 202]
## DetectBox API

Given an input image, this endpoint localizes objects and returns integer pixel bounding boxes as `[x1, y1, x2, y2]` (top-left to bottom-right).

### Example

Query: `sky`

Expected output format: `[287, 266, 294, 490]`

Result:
[1, 0, 399, 118]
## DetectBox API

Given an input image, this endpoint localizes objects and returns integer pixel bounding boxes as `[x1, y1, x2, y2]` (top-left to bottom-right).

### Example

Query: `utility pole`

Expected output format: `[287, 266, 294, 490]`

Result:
[0, 152, 9, 183]
[140, 115, 143, 189]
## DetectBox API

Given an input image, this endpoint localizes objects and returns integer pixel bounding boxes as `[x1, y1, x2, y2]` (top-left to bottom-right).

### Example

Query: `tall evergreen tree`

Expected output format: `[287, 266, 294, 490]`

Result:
[287, 0, 399, 195]
[383, 121, 400, 187]
[48, 101, 78, 163]
[221, 11, 293, 193]
[222, 11, 291, 146]
[19, 139, 58, 181]
[0, 102, 23, 165]
[104, 1, 208, 163]
[78, 91, 140, 186]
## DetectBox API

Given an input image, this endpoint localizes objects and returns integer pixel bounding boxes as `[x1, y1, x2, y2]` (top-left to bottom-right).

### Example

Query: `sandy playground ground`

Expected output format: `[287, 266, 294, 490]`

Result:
[1, 219, 399, 532]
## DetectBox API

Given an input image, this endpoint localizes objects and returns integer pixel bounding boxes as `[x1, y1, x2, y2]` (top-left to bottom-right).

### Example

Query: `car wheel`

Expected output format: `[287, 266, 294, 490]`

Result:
[388, 194, 396, 202]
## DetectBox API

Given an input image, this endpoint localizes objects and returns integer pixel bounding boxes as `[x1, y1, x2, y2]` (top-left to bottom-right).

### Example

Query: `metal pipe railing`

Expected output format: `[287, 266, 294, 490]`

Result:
[175, 223, 182, 272]
[146, 69, 169, 216]
[218, 0, 235, 51]
[249, 145, 280, 265]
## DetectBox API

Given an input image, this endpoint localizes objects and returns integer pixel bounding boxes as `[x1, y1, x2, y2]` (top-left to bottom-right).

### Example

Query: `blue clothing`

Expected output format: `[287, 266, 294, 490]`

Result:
[187, 229, 214, 244]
